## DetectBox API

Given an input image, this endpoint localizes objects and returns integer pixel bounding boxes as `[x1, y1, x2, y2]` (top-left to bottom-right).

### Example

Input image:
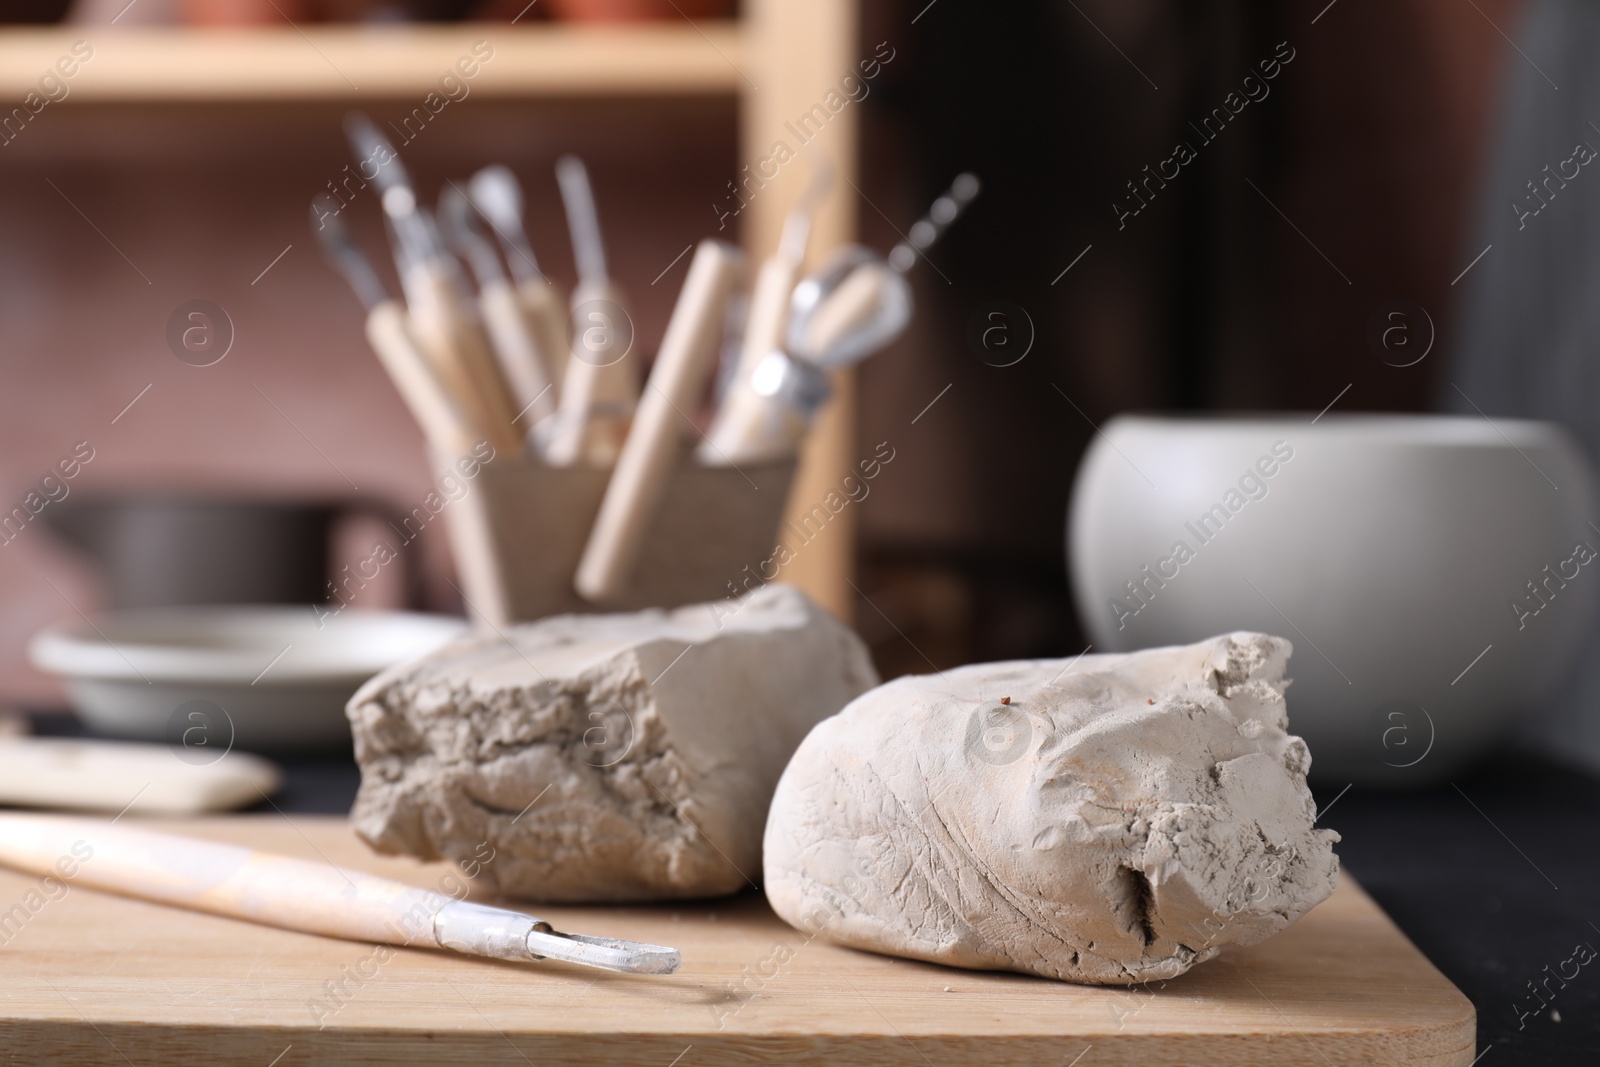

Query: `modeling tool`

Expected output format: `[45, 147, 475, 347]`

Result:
[698, 156, 834, 464]
[312, 198, 476, 455]
[0, 815, 681, 974]
[704, 173, 981, 464]
[575, 239, 745, 603]
[344, 114, 522, 455]
[546, 155, 638, 466]
[439, 182, 557, 435]
[468, 164, 570, 394]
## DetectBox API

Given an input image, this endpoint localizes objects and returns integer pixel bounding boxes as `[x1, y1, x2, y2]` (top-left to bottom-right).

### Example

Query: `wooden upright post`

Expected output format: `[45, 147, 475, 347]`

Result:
[740, 0, 860, 621]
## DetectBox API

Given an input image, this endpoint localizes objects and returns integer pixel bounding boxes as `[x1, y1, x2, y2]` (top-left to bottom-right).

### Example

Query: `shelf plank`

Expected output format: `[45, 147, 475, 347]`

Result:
[0, 23, 745, 102]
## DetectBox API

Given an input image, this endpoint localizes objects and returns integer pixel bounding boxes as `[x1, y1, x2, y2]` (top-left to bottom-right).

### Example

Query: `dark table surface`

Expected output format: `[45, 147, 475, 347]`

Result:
[1308, 753, 1600, 1066]
[23, 712, 1600, 1064]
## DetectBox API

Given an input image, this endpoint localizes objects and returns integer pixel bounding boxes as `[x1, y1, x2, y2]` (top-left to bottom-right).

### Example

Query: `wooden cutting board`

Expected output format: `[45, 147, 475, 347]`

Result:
[0, 815, 1474, 1066]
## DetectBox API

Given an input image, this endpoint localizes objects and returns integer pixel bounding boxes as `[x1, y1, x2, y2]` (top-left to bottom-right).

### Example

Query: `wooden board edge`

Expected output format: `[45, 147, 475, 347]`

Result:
[0, 1021, 1481, 1067]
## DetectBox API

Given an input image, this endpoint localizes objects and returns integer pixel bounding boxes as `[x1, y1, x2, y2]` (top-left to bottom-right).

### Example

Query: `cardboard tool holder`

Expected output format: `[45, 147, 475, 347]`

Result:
[436, 449, 797, 625]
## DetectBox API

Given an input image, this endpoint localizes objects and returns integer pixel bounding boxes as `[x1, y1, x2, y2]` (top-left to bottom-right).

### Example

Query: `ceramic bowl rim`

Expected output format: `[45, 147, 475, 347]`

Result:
[1105, 412, 1564, 449]
[28, 605, 467, 685]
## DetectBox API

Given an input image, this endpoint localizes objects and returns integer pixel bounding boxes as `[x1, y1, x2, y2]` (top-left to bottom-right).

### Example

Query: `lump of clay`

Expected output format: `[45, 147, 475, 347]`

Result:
[348, 584, 877, 902]
[763, 632, 1339, 985]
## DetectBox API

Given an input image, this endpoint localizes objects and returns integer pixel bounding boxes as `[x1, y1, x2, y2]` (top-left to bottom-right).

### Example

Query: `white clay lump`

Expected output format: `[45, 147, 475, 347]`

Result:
[348, 584, 877, 902]
[763, 632, 1339, 985]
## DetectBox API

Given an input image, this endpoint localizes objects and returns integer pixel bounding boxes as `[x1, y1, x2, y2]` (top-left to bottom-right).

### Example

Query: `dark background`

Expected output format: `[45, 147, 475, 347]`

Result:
[850, 0, 1512, 678]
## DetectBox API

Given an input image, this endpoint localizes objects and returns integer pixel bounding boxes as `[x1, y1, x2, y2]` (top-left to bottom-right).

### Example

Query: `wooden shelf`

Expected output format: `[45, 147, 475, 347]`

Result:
[0, 0, 861, 620]
[0, 23, 746, 102]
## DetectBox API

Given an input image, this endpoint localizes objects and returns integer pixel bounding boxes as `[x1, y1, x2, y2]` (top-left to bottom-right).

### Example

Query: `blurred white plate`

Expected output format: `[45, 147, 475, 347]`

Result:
[29, 606, 468, 752]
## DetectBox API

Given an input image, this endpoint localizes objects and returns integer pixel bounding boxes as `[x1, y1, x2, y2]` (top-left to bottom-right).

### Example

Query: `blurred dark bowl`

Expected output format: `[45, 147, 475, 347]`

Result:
[38, 493, 399, 610]
[4, 1, 73, 23]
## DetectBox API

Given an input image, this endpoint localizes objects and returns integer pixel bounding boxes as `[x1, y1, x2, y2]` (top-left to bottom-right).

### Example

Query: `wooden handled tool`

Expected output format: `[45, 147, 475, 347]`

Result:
[702, 172, 981, 465]
[0, 815, 680, 974]
[467, 165, 571, 394]
[440, 183, 557, 434]
[517, 275, 571, 393]
[707, 254, 911, 463]
[792, 259, 909, 364]
[398, 232, 525, 457]
[694, 261, 798, 466]
[575, 239, 745, 603]
[545, 156, 638, 467]
[698, 159, 833, 466]
[344, 115, 522, 456]
[545, 277, 636, 466]
[366, 301, 478, 456]
[312, 199, 477, 457]
[480, 279, 556, 428]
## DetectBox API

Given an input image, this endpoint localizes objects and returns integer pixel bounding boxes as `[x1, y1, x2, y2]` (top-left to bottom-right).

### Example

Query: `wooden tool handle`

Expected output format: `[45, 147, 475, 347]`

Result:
[697, 376, 816, 466]
[365, 301, 477, 457]
[797, 261, 895, 358]
[0, 815, 441, 946]
[732, 256, 799, 386]
[404, 266, 524, 456]
[575, 240, 744, 603]
[699, 255, 803, 466]
[0, 814, 682, 974]
[517, 275, 570, 393]
[479, 278, 556, 431]
[545, 279, 638, 467]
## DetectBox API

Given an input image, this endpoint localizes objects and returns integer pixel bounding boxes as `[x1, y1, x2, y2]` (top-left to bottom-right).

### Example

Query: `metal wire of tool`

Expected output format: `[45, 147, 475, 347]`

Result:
[886, 172, 982, 273]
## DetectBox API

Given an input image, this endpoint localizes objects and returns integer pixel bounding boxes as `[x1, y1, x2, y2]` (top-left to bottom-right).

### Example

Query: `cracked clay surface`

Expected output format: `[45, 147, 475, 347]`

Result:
[346, 584, 878, 903]
[762, 632, 1340, 984]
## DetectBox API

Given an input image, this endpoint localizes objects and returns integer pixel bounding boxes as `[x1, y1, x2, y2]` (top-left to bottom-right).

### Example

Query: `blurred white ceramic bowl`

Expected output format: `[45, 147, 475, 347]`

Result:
[1068, 414, 1600, 785]
[29, 606, 467, 751]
